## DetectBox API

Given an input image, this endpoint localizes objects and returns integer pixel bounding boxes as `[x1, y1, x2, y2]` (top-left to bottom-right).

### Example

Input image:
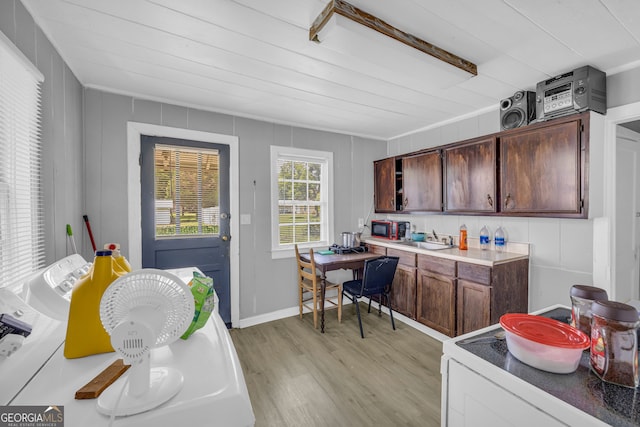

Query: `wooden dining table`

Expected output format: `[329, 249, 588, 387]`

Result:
[299, 251, 382, 333]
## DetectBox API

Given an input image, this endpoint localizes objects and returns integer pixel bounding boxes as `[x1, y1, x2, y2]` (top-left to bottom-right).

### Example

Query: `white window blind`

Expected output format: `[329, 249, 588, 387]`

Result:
[0, 31, 44, 294]
[153, 144, 220, 237]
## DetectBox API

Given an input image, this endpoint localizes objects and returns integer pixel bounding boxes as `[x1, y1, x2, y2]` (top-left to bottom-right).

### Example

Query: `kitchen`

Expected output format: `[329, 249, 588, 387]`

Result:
[1, 0, 640, 426]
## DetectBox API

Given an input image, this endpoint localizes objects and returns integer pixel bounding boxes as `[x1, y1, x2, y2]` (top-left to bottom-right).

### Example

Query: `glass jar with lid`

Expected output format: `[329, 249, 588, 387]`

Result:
[590, 300, 640, 388]
[570, 285, 608, 336]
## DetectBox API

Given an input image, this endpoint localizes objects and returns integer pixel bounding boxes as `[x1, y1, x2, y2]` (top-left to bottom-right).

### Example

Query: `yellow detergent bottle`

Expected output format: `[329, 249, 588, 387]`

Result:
[64, 250, 123, 358]
[105, 243, 132, 273]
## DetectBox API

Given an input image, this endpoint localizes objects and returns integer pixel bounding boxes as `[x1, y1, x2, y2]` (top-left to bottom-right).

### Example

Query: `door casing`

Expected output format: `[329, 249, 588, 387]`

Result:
[127, 122, 240, 326]
[603, 101, 640, 301]
[615, 126, 640, 301]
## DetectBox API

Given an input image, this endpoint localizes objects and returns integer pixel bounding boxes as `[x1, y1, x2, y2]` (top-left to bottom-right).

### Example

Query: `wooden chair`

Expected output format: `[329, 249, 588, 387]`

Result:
[295, 245, 342, 329]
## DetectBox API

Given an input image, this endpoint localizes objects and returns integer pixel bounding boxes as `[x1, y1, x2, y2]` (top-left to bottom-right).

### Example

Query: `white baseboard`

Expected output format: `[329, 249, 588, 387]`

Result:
[237, 297, 450, 343]
[238, 306, 300, 328]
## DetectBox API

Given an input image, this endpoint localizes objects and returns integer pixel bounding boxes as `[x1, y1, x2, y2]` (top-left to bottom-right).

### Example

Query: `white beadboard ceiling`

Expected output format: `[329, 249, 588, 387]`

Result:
[22, 0, 640, 140]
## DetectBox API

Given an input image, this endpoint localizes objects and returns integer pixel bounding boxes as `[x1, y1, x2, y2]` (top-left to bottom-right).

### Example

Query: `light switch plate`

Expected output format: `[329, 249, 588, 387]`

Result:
[240, 214, 252, 225]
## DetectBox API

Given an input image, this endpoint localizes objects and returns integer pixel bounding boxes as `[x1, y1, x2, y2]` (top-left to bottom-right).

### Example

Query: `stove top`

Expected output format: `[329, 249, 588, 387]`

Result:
[329, 244, 368, 254]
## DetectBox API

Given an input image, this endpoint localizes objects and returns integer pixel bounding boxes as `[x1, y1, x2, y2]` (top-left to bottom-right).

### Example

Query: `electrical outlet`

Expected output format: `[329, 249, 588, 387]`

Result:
[358, 218, 364, 228]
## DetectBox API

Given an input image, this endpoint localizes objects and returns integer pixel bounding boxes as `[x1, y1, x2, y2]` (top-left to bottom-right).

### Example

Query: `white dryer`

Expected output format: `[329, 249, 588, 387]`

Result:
[2, 256, 255, 427]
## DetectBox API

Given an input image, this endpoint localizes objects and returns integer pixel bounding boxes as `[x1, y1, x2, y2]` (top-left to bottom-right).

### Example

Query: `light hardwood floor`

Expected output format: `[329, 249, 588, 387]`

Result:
[230, 303, 443, 427]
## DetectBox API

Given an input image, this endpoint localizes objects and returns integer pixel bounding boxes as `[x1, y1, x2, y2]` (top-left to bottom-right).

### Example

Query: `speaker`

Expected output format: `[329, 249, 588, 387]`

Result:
[500, 91, 536, 131]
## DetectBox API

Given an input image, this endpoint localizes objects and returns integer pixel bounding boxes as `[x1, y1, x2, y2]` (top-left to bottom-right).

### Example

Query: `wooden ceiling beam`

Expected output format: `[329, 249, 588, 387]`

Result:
[310, 0, 478, 76]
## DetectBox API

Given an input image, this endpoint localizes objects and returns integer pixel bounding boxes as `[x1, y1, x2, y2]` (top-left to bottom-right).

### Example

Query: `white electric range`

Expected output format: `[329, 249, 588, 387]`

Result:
[1, 256, 254, 427]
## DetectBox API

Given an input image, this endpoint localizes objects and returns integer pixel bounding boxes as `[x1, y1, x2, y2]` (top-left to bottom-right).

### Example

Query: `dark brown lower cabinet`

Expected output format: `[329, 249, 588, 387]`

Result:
[416, 255, 457, 337]
[364, 242, 529, 337]
[387, 248, 417, 319]
[456, 260, 529, 335]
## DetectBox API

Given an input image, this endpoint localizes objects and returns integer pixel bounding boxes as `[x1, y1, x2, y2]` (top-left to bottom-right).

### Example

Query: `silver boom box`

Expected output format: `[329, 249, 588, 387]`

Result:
[536, 65, 606, 121]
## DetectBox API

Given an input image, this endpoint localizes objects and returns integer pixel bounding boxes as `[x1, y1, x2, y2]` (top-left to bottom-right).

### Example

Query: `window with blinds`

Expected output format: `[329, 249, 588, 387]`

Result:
[154, 144, 220, 237]
[0, 32, 44, 294]
[270, 146, 333, 254]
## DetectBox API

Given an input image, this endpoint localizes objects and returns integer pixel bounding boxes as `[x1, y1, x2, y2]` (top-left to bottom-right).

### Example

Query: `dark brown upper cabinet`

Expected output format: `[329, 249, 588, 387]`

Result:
[374, 157, 399, 213]
[373, 112, 590, 218]
[401, 150, 442, 212]
[499, 114, 587, 217]
[444, 136, 497, 213]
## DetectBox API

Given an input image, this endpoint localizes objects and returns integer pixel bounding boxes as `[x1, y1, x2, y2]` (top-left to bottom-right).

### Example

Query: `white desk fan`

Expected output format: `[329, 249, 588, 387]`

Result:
[97, 269, 195, 416]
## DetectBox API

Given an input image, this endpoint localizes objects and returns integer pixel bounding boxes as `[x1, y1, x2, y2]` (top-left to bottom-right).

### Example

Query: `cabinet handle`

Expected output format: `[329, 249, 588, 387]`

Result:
[390, 198, 394, 208]
[487, 194, 493, 208]
[404, 198, 408, 208]
[505, 193, 512, 208]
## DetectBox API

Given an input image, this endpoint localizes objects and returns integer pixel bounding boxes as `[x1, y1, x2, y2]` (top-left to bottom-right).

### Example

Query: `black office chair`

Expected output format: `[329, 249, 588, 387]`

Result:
[342, 256, 399, 338]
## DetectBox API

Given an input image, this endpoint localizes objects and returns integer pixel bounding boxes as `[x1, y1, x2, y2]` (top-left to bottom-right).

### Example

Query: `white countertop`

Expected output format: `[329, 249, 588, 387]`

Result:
[363, 237, 529, 266]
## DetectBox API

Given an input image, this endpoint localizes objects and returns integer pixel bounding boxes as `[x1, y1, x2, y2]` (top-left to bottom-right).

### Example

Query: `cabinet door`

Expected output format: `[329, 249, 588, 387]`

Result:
[374, 157, 397, 213]
[444, 137, 497, 213]
[500, 119, 582, 214]
[417, 269, 456, 337]
[388, 248, 417, 319]
[457, 279, 491, 335]
[391, 264, 417, 319]
[402, 151, 442, 212]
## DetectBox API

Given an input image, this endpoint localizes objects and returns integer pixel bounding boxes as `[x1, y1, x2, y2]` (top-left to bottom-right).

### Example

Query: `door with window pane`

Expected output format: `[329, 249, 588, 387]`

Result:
[140, 136, 231, 325]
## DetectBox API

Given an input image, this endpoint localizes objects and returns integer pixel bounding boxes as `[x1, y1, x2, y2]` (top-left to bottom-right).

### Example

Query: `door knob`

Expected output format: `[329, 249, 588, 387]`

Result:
[221, 234, 230, 241]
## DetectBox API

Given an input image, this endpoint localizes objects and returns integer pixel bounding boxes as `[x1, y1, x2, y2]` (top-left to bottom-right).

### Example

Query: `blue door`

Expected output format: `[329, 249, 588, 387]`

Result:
[140, 135, 232, 326]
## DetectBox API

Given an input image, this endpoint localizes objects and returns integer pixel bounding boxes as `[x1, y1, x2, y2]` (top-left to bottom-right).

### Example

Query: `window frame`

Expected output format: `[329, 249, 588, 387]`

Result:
[270, 146, 334, 259]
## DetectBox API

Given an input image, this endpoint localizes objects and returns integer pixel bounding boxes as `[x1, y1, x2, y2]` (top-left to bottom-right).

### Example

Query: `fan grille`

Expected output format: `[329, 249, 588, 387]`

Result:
[100, 269, 195, 346]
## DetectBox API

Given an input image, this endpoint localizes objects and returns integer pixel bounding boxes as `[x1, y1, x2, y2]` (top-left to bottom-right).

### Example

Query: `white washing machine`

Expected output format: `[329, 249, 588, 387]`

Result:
[1, 255, 255, 427]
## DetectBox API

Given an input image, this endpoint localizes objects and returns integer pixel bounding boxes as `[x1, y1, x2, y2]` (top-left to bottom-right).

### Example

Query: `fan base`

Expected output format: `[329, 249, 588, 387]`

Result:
[96, 367, 184, 417]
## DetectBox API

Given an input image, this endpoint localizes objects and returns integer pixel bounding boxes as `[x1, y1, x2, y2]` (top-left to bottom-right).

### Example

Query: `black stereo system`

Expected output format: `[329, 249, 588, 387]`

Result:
[500, 90, 536, 131]
[499, 65, 607, 130]
[535, 65, 606, 121]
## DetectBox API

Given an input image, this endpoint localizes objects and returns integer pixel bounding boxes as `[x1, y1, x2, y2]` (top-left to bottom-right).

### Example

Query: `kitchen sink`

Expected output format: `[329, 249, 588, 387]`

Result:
[398, 240, 456, 250]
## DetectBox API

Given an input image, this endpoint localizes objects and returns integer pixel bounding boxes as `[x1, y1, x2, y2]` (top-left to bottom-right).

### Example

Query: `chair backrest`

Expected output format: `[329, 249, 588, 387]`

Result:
[359, 256, 399, 296]
[295, 245, 317, 284]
